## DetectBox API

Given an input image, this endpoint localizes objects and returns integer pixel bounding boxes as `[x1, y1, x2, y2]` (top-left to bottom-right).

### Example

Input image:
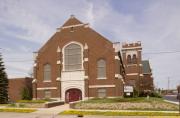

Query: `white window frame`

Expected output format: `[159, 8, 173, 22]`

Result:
[43, 64, 51, 82]
[44, 90, 51, 98]
[97, 88, 106, 98]
[62, 41, 84, 71]
[97, 59, 106, 79]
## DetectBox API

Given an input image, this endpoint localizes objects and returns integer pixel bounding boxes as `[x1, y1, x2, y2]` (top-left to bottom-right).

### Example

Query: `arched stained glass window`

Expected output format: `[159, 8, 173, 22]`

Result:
[64, 43, 82, 71]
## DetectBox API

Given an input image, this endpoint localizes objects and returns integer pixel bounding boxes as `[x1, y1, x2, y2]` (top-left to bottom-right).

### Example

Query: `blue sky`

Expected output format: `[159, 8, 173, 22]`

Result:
[0, 0, 180, 89]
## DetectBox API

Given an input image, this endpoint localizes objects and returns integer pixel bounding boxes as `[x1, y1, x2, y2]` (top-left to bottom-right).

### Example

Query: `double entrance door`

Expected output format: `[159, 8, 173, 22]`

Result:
[65, 88, 82, 103]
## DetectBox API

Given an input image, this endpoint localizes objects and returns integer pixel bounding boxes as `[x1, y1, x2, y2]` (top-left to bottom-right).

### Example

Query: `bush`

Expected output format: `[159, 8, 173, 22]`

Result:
[18, 103, 25, 108]
[7, 103, 17, 107]
[21, 87, 32, 100]
[149, 92, 162, 98]
[138, 91, 162, 98]
[17, 100, 46, 103]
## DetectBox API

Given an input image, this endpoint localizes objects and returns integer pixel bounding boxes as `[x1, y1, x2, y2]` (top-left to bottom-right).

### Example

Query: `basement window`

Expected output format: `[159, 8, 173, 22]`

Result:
[44, 90, 51, 98]
[97, 88, 106, 98]
[70, 27, 74, 32]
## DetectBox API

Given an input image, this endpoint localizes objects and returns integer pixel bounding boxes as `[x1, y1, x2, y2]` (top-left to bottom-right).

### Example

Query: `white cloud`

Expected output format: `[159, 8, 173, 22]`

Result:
[0, 0, 180, 89]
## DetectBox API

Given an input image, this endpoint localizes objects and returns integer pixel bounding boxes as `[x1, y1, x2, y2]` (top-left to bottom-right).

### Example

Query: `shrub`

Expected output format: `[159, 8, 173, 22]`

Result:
[17, 100, 46, 103]
[138, 91, 162, 98]
[21, 87, 32, 100]
[18, 103, 25, 108]
[7, 103, 17, 107]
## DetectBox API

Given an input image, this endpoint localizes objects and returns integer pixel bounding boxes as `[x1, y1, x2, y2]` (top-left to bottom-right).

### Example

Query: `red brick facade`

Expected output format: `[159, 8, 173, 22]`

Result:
[32, 16, 154, 101]
[8, 77, 33, 102]
[122, 42, 154, 93]
[33, 16, 125, 102]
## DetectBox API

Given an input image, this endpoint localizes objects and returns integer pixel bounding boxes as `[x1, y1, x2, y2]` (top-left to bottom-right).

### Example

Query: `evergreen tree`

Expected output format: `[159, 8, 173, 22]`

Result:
[0, 52, 8, 104]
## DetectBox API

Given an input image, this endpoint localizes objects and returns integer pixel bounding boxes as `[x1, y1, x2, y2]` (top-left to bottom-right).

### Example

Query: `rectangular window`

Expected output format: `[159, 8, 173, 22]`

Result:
[44, 90, 51, 98]
[44, 64, 51, 81]
[97, 88, 106, 98]
[97, 59, 106, 78]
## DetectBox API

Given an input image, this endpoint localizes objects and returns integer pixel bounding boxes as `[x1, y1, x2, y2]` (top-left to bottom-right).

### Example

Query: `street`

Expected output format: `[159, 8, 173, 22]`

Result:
[0, 112, 148, 118]
[163, 95, 179, 105]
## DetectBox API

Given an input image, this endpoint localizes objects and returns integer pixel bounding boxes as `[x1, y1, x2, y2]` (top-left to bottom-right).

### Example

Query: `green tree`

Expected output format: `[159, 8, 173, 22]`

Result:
[21, 87, 32, 100]
[0, 52, 8, 104]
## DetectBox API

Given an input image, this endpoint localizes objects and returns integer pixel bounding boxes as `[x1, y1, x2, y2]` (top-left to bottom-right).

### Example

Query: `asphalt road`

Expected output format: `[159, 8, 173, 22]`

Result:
[0, 112, 147, 118]
[163, 95, 179, 102]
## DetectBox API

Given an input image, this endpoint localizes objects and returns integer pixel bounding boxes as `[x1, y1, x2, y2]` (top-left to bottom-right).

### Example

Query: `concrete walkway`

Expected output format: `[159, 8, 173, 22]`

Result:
[32, 104, 69, 115]
[164, 100, 179, 105]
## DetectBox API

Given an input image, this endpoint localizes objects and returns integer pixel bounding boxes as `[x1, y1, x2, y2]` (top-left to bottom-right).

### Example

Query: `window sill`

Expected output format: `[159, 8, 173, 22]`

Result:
[127, 64, 137, 67]
[62, 69, 84, 72]
[97, 77, 107, 80]
[43, 80, 51, 83]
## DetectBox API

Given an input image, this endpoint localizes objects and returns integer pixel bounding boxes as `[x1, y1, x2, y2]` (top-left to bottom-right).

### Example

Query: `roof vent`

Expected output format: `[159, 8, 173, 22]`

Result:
[70, 14, 75, 19]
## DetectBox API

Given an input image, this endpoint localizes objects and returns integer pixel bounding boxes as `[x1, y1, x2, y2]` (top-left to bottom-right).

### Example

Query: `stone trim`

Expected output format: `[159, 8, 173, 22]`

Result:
[84, 76, 88, 79]
[37, 87, 57, 90]
[43, 80, 51, 83]
[115, 74, 123, 79]
[122, 46, 142, 50]
[97, 77, 106, 80]
[89, 85, 115, 88]
[84, 58, 88, 62]
[115, 55, 120, 60]
[61, 24, 85, 29]
[57, 46, 61, 52]
[56, 77, 61, 81]
[32, 79, 37, 83]
[126, 73, 138, 76]
[57, 60, 61, 64]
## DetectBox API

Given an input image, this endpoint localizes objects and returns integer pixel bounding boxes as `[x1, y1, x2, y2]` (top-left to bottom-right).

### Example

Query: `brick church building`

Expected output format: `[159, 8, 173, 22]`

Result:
[32, 15, 153, 102]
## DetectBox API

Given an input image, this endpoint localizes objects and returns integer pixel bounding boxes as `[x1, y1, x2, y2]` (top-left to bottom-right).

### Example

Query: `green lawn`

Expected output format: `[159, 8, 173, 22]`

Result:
[73, 97, 179, 111]
[82, 97, 164, 103]
[0, 108, 37, 113]
[60, 110, 180, 116]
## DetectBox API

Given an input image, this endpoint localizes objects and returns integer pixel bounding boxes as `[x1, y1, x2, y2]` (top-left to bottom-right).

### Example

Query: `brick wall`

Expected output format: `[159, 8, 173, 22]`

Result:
[8, 77, 33, 102]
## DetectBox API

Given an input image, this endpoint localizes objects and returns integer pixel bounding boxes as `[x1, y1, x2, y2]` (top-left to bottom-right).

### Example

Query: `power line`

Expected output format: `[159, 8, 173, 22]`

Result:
[143, 51, 180, 55]
[5, 60, 33, 62]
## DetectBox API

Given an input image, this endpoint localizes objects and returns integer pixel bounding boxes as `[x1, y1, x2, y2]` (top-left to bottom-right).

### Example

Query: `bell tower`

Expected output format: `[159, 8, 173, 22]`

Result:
[122, 41, 143, 92]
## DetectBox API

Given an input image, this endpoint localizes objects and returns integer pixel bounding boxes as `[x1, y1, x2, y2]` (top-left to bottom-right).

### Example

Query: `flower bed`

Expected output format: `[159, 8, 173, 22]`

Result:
[73, 98, 179, 111]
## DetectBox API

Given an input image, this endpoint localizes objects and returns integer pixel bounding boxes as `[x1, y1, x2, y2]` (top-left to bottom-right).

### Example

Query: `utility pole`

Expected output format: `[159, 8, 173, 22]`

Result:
[167, 77, 170, 94]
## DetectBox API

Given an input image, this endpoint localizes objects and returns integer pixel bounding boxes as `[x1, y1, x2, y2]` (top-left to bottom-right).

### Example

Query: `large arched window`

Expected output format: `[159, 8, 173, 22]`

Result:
[132, 54, 137, 64]
[44, 64, 51, 81]
[97, 59, 106, 78]
[64, 43, 82, 71]
[127, 55, 131, 64]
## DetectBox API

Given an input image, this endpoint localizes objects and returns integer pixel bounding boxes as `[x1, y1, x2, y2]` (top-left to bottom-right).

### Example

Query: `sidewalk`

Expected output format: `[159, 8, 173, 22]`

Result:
[32, 104, 69, 115]
[164, 100, 179, 105]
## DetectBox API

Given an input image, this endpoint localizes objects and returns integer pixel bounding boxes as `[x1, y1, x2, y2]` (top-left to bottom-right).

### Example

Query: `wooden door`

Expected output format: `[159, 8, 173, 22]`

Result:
[65, 88, 82, 103]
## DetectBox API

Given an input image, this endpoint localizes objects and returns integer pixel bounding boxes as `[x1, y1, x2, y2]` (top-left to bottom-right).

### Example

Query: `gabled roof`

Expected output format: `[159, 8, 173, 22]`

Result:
[142, 60, 151, 74]
[62, 15, 83, 27]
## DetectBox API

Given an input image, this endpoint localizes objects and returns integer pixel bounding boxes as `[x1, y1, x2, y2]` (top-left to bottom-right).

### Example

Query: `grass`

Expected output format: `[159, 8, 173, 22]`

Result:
[17, 100, 47, 103]
[0, 108, 37, 113]
[73, 97, 179, 111]
[17, 98, 57, 103]
[82, 97, 164, 103]
[0, 104, 8, 106]
[60, 110, 180, 116]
